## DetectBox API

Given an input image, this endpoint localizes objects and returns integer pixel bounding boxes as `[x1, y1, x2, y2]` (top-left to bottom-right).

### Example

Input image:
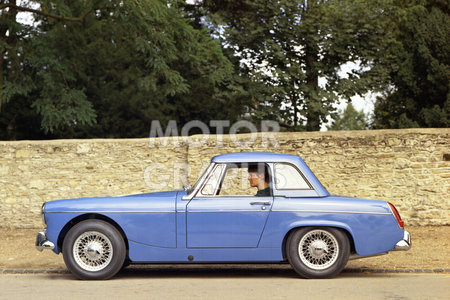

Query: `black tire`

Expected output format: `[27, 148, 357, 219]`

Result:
[62, 219, 126, 280]
[121, 259, 131, 270]
[286, 227, 350, 279]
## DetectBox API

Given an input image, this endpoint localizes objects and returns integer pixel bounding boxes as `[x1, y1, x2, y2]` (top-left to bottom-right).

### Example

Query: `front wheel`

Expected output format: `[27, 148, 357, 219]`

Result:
[286, 227, 350, 279]
[62, 220, 126, 280]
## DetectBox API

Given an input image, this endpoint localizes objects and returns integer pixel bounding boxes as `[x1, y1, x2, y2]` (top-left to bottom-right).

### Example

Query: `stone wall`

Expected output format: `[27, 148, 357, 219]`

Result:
[0, 128, 448, 228]
[0, 138, 187, 228]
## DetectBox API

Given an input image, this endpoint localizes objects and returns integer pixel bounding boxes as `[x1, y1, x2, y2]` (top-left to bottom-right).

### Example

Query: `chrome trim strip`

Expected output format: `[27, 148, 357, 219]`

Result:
[188, 210, 268, 213]
[187, 210, 389, 214]
[46, 211, 175, 214]
[46, 210, 391, 215]
[272, 210, 391, 215]
[194, 195, 273, 199]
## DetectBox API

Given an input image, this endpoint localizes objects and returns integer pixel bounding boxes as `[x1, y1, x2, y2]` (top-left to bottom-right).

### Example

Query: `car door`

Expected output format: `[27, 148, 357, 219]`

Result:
[186, 163, 273, 248]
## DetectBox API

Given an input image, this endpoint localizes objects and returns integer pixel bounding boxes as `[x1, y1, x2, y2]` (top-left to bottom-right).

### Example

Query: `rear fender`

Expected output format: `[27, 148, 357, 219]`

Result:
[281, 221, 356, 259]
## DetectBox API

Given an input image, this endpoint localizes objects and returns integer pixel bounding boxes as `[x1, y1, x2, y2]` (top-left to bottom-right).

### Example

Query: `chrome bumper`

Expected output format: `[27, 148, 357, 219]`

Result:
[393, 230, 411, 251]
[36, 231, 55, 252]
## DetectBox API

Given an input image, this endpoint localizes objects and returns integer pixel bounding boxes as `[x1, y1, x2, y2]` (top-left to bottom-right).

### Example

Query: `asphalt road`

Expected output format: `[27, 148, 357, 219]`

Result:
[1, 266, 449, 300]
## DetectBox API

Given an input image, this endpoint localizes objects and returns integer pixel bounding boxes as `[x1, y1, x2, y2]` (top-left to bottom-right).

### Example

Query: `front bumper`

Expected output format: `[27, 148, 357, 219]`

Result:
[393, 230, 411, 251]
[35, 231, 55, 252]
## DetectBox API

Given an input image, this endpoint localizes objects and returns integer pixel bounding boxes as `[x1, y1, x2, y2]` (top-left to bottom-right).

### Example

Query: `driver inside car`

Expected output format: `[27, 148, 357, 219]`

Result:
[247, 163, 272, 197]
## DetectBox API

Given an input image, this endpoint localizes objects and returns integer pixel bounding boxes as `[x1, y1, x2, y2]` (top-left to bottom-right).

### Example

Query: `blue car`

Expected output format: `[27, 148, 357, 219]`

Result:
[36, 152, 411, 280]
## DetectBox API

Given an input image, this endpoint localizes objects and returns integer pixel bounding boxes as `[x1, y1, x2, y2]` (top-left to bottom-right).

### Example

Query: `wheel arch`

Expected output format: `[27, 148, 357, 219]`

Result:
[281, 224, 356, 260]
[57, 213, 129, 256]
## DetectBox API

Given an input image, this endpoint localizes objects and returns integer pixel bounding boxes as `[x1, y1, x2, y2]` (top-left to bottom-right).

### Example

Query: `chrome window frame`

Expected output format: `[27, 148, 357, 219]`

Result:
[198, 163, 227, 197]
[182, 163, 216, 201]
[195, 162, 274, 198]
[273, 162, 313, 191]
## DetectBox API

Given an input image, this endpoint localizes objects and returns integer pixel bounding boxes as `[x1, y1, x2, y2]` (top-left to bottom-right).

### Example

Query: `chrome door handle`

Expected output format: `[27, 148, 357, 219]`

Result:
[250, 201, 270, 206]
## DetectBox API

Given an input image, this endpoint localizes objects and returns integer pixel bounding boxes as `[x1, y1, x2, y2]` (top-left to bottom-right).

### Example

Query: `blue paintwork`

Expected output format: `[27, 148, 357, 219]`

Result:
[186, 196, 272, 248]
[45, 191, 179, 253]
[45, 191, 178, 212]
[42, 152, 407, 263]
[260, 196, 403, 256]
[128, 241, 283, 262]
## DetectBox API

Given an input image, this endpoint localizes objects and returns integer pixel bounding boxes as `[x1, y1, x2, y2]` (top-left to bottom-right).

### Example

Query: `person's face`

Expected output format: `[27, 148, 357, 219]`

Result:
[248, 172, 262, 187]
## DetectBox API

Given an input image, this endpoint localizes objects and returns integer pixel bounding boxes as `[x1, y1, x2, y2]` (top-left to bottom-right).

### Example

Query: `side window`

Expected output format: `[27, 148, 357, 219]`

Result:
[274, 163, 311, 190]
[218, 163, 272, 197]
[200, 164, 225, 196]
[219, 166, 254, 196]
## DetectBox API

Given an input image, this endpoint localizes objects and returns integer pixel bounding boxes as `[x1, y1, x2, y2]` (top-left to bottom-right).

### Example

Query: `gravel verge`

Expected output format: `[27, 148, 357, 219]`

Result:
[1, 226, 448, 273]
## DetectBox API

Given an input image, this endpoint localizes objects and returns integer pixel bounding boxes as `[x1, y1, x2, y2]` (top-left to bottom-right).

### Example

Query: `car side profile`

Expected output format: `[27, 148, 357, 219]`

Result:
[36, 152, 411, 280]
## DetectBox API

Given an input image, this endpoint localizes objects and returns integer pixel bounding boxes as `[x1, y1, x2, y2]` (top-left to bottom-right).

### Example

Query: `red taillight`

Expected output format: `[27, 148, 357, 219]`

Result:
[388, 202, 404, 228]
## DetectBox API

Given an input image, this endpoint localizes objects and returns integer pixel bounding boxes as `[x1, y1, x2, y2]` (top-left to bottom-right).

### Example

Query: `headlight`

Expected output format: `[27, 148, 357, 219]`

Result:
[41, 203, 46, 225]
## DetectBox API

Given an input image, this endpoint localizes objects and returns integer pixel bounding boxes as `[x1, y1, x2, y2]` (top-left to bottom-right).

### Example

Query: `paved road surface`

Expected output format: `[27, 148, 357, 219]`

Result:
[1, 266, 449, 299]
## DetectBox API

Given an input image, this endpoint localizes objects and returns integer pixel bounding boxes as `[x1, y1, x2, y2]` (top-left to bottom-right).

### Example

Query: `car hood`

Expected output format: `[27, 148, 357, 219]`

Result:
[44, 190, 183, 213]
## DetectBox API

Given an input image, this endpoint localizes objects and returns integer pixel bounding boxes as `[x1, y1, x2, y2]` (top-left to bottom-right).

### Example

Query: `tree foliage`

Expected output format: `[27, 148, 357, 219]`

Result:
[0, 0, 238, 139]
[372, 0, 449, 128]
[327, 102, 369, 130]
[196, 0, 395, 131]
[1, 0, 448, 140]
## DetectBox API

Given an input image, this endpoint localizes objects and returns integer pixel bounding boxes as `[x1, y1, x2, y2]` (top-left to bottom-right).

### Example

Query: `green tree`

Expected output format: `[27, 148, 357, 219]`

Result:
[0, 0, 103, 139]
[0, 0, 236, 139]
[372, 0, 449, 128]
[198, 0, 395, 131]
[327, 102, 370, 130]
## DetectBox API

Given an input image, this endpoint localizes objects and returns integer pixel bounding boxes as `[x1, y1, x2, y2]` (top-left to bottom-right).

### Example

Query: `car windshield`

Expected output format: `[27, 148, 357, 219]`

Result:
[188, 163, 215, 194]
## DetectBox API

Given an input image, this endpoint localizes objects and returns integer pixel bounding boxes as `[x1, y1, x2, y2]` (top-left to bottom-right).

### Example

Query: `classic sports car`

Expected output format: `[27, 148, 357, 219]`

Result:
[36, 152, 411, 280]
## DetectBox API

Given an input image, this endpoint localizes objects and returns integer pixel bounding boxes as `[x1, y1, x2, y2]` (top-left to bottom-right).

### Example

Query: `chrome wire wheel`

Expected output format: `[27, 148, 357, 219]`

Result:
[298, 229, 339, 270]
[73, 231, 113, 272]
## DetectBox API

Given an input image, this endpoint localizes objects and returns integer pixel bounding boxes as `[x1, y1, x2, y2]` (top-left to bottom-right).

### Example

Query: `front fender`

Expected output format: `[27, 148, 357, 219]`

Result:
[46, 212, 85, 254]
[44, 191, 179, 253]
[46, 211, 177, 254]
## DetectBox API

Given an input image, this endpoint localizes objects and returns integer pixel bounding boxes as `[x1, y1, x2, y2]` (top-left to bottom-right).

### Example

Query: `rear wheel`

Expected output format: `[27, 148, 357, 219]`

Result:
[286, 227, 350, 279]
[62, 220, 126, 280]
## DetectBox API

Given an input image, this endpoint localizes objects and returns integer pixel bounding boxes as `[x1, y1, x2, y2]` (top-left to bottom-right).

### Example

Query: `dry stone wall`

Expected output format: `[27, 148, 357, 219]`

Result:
[0, 128, 448, 228]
